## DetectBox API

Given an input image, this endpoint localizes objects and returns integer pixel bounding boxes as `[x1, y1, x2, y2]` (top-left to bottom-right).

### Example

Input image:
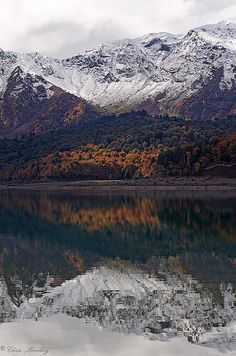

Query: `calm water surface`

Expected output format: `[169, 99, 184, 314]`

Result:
[0, 190, 236, 352]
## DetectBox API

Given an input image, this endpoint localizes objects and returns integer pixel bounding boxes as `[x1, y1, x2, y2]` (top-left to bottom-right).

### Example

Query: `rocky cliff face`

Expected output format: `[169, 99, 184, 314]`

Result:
[0, 21, 235, 136]
[0, 65, 98, 138]
[29, 21, 236, 119]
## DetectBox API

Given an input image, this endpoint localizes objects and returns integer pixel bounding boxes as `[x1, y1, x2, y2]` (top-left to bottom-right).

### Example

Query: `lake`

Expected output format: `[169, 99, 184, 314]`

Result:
[0, 190, 236, 355]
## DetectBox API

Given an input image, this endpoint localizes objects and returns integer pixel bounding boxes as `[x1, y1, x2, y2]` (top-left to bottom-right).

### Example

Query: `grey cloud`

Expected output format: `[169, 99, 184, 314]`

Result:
[0, 0, 235, 57]
[22, 20, 130, 58]
[195, 0, 235, 12]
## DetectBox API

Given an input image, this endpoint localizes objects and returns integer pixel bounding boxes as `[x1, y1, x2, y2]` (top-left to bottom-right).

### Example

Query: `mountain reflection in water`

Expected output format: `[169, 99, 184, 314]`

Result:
[0, 190, 236, 351]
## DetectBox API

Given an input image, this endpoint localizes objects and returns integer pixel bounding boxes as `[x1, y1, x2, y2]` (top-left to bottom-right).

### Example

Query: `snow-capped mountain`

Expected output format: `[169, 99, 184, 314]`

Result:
[0, 21, 236, 136]
[0, 53, 98, 137]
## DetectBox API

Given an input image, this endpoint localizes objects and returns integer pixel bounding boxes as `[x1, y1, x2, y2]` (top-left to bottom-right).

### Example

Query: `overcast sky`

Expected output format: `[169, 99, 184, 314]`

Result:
[0, 0, 235, 58]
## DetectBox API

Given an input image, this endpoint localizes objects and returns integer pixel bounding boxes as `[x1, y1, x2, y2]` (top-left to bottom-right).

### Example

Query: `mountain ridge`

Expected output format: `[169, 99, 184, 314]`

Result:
[0, 21, 236, 137]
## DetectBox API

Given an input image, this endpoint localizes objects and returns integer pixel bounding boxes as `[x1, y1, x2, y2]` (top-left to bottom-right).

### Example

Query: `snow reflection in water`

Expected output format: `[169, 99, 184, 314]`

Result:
[0, 191, 235, 352]
[0, 263, 236, 351]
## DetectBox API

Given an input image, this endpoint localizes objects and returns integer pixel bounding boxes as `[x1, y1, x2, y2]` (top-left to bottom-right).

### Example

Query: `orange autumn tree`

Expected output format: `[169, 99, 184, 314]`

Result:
[9, 144, 160, 181]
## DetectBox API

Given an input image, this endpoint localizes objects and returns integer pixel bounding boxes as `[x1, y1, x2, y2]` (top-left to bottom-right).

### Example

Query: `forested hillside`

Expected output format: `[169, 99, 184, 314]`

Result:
[0, 111, 236, 181]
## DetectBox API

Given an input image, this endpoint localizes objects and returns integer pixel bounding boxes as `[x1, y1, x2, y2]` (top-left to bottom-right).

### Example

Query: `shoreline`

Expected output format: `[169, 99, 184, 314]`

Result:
[1, 177, 236, 191]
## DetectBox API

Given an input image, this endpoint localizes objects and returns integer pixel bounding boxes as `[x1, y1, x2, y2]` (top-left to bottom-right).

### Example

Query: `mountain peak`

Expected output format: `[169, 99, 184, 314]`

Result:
[184, 21, 236, 51]
[10, 65, 23, 77]
[195, 20, 236, 34]
[0, 20, 235, 132]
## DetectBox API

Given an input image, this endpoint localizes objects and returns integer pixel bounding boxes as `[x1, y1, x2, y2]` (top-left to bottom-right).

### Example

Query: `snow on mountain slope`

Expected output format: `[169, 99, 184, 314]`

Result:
[147, 21, 236, 118]
[0, 49, 17, 95]
[55, 32, 184, 111]
[0, 47, 99, 137]
[159, 21, 236, 90]
[7, 66, 54, 100]
[195, 21, 236, 51]
[0, 56, 98, 137]
[0, 21, 235, 123]
[37, 21, 236, 117]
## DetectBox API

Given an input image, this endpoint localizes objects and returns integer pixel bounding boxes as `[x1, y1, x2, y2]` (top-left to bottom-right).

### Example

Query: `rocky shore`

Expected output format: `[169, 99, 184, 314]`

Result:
[1, 177, 236, 191]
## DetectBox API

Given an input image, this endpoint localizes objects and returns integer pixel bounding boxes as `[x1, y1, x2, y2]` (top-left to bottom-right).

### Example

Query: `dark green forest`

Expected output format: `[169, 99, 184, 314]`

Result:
[0, 111, 236, 180]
